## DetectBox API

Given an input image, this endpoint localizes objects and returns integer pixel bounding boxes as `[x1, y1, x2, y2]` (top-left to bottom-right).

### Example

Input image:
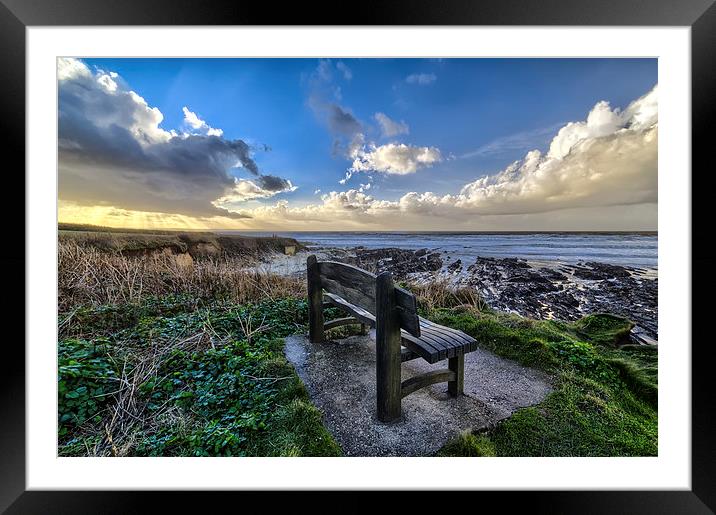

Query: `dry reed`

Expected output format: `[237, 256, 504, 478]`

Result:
[58, 239, 305, 311]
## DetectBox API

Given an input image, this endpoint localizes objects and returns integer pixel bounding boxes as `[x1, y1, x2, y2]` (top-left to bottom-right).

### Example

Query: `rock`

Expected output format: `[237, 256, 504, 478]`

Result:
[572, 261, 632, 280]
[630, 325, 658, 346]
[447, 259, 462, 273]
[540, 268, 568, 282]
[302, 245, 658, 343]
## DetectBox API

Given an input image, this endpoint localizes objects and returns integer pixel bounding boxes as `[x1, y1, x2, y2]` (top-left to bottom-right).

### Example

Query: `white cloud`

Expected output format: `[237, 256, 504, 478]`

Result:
[97, 73, 118, 93]
[212, 178, 297, 212]
[336, 61, 353, 80]
[314, 189, 321, 194]
[182, 107, 224, 137]
[396, 85, 659, 217]
[374, 112, 409, 138]
[57, 57, 91, 81]
[338, 170, 353, 185]
[350, 143, 442, 175]
[235, 85, 658, 228]
[59, 61, 174, 146]
[405, 73, 436, 85]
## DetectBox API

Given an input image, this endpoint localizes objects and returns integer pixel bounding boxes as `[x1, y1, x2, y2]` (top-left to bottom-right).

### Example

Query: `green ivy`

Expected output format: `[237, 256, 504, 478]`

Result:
[58, 338, 116, 437]
[59, 295, 338, 457]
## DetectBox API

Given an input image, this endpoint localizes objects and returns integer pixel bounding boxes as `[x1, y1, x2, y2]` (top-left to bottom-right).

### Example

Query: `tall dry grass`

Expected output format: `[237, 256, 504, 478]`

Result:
[58, 240, 305, 311]
[58, 239, 486, 314]
[408, 278, 487, 314]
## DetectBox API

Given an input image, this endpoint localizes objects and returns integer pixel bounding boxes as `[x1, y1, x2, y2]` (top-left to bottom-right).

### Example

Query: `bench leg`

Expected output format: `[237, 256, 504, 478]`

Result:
[307, 255, 325, 343]
[376, 272, 402, 422]
[448, 353, 465, 396]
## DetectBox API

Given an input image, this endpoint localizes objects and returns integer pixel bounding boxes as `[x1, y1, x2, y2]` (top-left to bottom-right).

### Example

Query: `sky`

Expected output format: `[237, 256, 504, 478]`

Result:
[58, 58, 658, 231]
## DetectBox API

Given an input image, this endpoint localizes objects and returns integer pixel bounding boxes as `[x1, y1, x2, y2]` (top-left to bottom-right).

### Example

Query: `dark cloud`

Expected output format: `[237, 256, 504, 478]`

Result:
[306, 60, 365, 158]
[257, 174, 294, 192]
[326, 104, 362, 136]
[57, 59, 289, 219]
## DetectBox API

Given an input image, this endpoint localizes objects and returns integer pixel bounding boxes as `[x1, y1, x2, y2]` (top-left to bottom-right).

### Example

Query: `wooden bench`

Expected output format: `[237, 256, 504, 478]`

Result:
[306, 255, 478, 422]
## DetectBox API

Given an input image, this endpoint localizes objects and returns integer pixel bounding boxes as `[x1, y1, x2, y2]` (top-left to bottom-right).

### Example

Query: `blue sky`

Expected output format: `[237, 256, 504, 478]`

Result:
[59, 58, 658, 230]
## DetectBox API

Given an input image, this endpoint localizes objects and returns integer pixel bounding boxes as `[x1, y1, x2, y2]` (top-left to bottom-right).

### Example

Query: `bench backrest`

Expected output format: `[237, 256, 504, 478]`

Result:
[315, 259, 421, 337]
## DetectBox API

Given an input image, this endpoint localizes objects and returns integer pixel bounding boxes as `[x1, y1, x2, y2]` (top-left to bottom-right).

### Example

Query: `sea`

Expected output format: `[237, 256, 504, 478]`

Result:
[219, 232, 658, 269]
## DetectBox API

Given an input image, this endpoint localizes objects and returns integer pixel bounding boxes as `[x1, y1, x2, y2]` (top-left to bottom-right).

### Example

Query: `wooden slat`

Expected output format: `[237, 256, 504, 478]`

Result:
[420, 324, 476, 357]
[400, 332, 441, 363]
[419, 317, 477, 343]
[424, 324, 477, 350]
[420, 326, 460, 358]
[318, 261, 376, 311]
[400, 321, 479, 363]
[401, 369, 456, 398]
[324, 317, 362, 331]
[318, 261, 376, 294]
[323, 293, 376, 327]
[321, 276, 376, 314]
[317, 260, 420, 336]
[419, 318, 478, 349]
[412, 328, 451, 359]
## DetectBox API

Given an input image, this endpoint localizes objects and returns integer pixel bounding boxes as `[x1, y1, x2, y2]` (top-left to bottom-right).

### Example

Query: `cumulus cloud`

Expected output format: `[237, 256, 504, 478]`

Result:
[58, 58, 293, 219]
[374, 112, 409, 138]
[405, 73, 436, 85]
[182, 107, 224, 137]
[400, 85, 658, 216]
[239, 85, 657, 227]
[350, 143, 442, 175]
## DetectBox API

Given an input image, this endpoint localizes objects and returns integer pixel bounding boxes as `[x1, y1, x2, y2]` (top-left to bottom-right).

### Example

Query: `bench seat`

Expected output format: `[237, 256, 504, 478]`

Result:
[323, 292, 477, 364]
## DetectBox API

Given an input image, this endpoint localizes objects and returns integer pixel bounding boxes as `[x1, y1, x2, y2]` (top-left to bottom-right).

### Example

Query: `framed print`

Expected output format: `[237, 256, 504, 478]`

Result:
[3, 0, 715, 511]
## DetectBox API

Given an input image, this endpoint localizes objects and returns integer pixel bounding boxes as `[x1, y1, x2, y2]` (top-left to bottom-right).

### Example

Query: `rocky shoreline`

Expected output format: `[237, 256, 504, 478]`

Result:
[300, 246, 658, 345]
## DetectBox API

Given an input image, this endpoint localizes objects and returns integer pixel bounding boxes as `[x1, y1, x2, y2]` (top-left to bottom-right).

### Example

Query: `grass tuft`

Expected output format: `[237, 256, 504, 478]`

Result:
[426, 306, 657, 457]
[437, 431, 496, 457]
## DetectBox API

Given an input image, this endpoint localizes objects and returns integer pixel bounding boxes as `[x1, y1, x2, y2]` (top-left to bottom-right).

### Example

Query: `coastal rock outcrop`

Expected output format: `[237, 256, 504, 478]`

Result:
[307, 246, 658, 344]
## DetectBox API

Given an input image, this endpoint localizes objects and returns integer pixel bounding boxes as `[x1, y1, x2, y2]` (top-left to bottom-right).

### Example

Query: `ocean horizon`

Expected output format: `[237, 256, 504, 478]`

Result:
[219, 231, 658, 268]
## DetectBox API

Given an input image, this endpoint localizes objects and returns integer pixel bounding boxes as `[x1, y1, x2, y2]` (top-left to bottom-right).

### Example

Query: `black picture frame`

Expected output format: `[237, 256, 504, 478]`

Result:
[2, 0, 713, 511]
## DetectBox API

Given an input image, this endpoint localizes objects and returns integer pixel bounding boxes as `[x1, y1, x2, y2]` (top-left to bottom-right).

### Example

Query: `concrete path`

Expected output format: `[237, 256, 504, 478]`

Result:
[284, 330, 553, 456]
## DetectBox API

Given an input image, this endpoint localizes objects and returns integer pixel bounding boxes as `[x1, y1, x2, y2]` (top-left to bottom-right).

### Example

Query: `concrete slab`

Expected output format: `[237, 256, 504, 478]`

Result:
[284, 330, 554, 456]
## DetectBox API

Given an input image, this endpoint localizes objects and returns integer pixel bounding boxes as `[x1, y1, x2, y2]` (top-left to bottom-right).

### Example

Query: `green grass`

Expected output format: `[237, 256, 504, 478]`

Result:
[430, 307, 657, 457]
[436, 431, 496, 457]
[59, 295, 341, 457]
[58, 283, 657, 457]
